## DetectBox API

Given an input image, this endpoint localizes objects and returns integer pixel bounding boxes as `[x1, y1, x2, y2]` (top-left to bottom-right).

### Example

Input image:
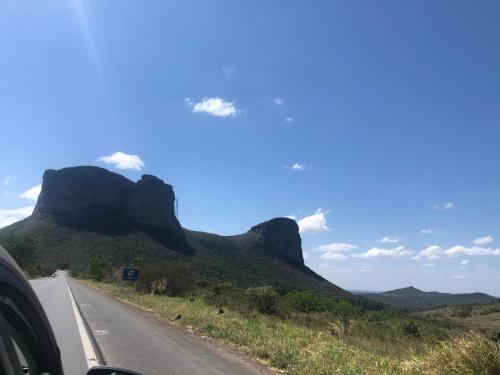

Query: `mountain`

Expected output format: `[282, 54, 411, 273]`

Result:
[361, 286, 498, 311]
[0, 166, 350, 297]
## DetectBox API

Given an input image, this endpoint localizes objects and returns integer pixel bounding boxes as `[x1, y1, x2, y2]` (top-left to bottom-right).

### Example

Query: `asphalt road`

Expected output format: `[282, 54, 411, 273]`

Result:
[31, 272, 268, 375]
[30, 275, 88, 375]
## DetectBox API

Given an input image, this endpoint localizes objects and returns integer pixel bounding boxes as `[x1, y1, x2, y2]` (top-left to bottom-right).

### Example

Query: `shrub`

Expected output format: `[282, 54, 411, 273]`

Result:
[195, 279, 209, 289]
[246, 286, 280, 314]
[336, 300, 360, 316]
[138, 261, 193, 296]
[129, 257, 144, 267]
[403, 320, 422, 337]
[213, 282, 238, 296]
[452, 305, 473, 318]
[202, 282, 248, 313]
[280, 290, 336, 313]
[328, 315, 351, 339]
[86, 256, 112, 281]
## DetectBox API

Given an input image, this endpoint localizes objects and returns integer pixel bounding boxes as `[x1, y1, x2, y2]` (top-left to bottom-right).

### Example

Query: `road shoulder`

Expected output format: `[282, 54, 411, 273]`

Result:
[71, 278, 278, 375]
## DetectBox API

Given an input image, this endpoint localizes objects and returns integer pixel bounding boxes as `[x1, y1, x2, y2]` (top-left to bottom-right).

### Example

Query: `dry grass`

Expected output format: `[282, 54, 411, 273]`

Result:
[81, 280, 500, 375]
[402, 331, 500, 375]
[417, 303, 500, 333]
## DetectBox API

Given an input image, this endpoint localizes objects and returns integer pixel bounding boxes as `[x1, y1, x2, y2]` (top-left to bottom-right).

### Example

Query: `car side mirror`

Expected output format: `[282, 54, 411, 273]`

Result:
[86, 366, 142, 375]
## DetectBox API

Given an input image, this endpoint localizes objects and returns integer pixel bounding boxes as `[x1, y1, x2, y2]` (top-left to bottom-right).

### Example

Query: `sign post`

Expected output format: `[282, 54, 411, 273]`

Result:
[121, 268, 140, 291]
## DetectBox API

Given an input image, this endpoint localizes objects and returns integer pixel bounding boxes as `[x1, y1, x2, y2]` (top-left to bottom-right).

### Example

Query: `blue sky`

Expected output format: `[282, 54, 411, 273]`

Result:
[1, 1, 499, 295]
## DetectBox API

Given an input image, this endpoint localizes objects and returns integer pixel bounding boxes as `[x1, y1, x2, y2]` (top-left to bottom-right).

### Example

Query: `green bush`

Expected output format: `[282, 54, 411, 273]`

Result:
[336, 300, 360, 316]
[280, 290, 336, 313]
[86, 256, 112, 281]
[245, 286, 280, 314]
[129, 257, 144, 267]
[279, 290, 360, 317]
[203, 282, 247, 312]
[138, 261, 193, 296]
[402, 320, 422, 337]
[0, 233, 54, 277]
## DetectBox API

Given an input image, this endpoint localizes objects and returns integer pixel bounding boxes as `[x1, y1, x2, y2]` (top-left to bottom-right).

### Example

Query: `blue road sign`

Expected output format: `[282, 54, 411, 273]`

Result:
[122, 268, 139, 281]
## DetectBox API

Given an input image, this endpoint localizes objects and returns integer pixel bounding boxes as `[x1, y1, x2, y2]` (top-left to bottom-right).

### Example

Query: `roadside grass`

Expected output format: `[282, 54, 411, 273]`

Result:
[79, 280, 500, 375]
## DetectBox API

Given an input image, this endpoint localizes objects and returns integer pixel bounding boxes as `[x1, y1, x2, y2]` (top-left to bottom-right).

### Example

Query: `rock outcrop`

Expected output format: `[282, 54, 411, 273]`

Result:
[250, 218, 303, 264]
[34, 166, 186, 251]
[31, 166, 306, 262]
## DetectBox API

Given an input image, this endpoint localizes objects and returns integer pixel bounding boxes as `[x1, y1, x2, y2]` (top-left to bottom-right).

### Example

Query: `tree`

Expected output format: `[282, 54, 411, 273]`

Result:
[246, 286, 280, 314]
[130, 257, 144, 267]
[86, 257, 111, 281]
[0, 234, 36, 269]
[138, 261, 193, 296]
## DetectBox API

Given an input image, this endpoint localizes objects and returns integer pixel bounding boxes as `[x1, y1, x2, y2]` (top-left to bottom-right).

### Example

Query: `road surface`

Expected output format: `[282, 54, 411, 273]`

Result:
[31, 272, 268, 375]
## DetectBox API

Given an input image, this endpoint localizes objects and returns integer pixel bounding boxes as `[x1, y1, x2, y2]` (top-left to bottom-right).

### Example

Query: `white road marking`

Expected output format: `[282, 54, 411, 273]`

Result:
[64, 278, 100, 369]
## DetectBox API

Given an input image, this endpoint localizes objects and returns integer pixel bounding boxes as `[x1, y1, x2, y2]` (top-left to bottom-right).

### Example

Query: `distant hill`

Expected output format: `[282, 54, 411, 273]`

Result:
[0, 166, 352, 298]
[362, 286, 498, 311]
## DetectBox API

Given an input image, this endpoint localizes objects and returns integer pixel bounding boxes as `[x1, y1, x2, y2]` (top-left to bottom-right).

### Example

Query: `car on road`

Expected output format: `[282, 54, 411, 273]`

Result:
[51, 273, 56, 277]
[0, 244, 140, 375]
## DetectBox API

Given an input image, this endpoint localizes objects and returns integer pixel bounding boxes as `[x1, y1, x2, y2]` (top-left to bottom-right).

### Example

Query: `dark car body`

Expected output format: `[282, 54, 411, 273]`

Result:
[0, 244, 64, 375]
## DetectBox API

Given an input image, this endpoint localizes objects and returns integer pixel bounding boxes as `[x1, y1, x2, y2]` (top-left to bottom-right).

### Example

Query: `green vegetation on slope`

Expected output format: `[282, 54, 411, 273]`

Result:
[0, 217, 351, 298]
[81, 279, 500, 375]
[362, 286, 497, 311]
[0, 233, 55, 277]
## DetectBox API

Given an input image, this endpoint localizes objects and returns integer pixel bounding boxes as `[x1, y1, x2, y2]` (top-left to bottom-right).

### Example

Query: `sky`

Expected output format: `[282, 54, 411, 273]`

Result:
[1, 1, 499, 295]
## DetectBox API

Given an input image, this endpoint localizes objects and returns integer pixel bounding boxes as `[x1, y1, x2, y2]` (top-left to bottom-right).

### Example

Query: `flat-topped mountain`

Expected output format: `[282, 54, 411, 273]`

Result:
[34, 166, 188, 252]
[362, 286, 497, 311]
[1, 166, 349, 297]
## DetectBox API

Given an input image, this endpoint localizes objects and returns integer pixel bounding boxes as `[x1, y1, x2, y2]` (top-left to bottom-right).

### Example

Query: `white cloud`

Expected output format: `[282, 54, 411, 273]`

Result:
[285, 163, 310, 172]
[377, 236, 400, 244]
[321, 252, 348, 260]
[354, 246, 413, 258]
[459, 259, 469, 267]
[3, 176, 16, 186]
[0, 206, 34, 228]
[423, 263, 436, 267]
[285, 117, 294, 123]
[297, 208, 329, 235]
[472, 236, 493, 245]
[413, 244, 500, 260]
[302, 251, 309, 260]
[421, 228, 434, 234]
[221, 65, 235, 76]
[412, 245, 443, 260]
[286, 215, 297, 220]
[433, 202, 455, 210]
[186, 97, 240, 117]
[97, 152, 145, 171]
[293, 163, 306, 171]
[19, 185, 41, 202]
[444, 245, 500, 257]
[314, 242, 358, 252]
[274, 97, 284, 105]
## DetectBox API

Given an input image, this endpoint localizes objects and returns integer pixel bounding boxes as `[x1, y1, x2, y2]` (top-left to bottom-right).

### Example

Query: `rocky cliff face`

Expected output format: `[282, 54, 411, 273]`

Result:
[31, 166, 305, 263]
[250, 218, 303, 264]
[34, 166, 186, 250]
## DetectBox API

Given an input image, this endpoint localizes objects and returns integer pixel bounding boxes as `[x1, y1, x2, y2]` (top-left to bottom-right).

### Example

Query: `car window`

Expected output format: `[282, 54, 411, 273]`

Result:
[5, 318, 38, 375]
[10, 336, 30, 374]
[0, 302, 40, 375]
